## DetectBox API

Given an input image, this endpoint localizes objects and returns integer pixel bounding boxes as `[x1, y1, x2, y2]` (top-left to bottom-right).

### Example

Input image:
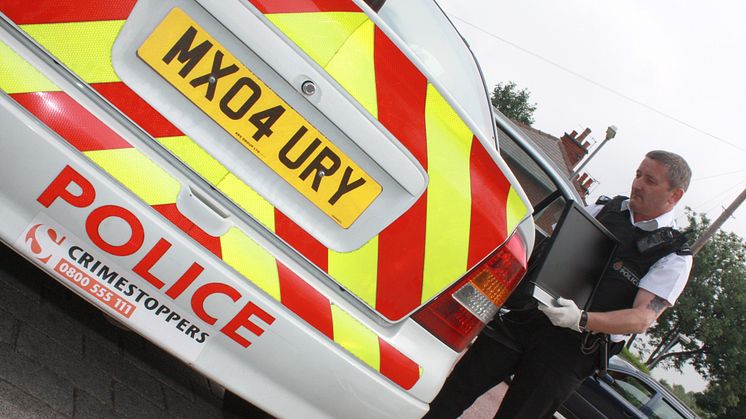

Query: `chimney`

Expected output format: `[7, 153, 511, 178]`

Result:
[560, 127, 592, 169]
[577, 128, 592, 144]
[574, 173, 596, 197]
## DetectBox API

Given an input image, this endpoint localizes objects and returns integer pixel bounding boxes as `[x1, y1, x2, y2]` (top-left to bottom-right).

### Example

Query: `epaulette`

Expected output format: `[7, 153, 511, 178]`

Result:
[676, 242, 693, 256]
[636, 227, 693, 256]
[595, 195, 612, 205]
[594, 195, 628, 219]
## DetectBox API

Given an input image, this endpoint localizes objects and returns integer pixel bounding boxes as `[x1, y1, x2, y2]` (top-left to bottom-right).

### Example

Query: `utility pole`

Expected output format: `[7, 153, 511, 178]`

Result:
[691, 186, 746, 255]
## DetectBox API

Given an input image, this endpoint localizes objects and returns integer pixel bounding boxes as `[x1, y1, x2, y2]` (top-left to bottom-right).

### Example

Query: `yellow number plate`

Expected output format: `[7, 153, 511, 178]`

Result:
[138, 8, 381, 228]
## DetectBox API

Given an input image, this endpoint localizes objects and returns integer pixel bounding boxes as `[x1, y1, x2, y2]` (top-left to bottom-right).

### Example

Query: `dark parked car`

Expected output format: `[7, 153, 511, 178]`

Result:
[557, 356, 699, 419]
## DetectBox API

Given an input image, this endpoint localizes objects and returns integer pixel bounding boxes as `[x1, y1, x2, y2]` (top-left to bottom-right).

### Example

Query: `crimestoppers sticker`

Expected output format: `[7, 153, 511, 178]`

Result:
[16, 213, 209, 362]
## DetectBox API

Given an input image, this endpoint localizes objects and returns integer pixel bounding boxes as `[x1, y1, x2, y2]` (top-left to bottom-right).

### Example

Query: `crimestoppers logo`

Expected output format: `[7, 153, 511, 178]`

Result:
[25, 223, 66, 264]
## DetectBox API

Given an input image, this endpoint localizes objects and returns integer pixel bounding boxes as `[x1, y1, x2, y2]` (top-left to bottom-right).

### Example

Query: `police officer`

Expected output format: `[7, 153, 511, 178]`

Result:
[425, 150, 693, 419]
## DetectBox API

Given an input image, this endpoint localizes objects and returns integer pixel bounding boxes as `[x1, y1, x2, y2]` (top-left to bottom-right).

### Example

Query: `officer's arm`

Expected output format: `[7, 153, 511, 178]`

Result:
[585, 288, 670, 335]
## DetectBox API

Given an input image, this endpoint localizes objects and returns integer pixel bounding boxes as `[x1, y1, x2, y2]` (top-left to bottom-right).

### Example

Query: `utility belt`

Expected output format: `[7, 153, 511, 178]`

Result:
[581, 332, 625, 374]
[485, 310, 624, 373]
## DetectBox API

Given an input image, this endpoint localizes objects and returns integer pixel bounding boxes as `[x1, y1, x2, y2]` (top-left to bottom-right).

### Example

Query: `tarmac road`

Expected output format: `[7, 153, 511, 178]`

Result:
[0, 243, 224, 418]
[462, 383, 508, 418]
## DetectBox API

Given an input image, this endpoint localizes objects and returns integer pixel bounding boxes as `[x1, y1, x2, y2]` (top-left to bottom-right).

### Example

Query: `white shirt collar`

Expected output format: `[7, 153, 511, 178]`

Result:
[620, 199, 676, 231]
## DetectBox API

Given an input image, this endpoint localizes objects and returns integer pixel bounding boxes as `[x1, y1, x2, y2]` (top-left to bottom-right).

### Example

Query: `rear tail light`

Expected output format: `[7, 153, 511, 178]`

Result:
[412, 233, 527, 352]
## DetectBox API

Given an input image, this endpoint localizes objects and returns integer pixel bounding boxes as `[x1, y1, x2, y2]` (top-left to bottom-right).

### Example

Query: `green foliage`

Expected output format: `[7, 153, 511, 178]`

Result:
[700, 393, 746, 419]
[490, 81, 537, 125]
[619, 347, 650, 374]
[641, 210, 746, 416]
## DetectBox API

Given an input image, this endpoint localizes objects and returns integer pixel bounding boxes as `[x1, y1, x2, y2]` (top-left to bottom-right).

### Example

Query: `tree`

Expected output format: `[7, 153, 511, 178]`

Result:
[640, 210, 746, 416]
[490, 81, 537, 125]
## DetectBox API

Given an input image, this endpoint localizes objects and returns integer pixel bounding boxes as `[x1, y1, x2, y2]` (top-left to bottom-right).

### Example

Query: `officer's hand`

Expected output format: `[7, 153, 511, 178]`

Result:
[538, 297, 583, 332]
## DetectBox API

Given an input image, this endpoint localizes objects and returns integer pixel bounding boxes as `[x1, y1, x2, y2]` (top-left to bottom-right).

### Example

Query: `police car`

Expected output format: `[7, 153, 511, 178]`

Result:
[0, 1, 536, 417]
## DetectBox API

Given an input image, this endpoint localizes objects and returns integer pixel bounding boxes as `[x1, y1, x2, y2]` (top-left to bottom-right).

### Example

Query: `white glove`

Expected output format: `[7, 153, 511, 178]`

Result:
[538, 297, 583, 332]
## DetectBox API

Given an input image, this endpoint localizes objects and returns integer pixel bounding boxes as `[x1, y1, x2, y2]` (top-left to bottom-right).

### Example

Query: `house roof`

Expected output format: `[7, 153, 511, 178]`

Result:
[495, 117, 572, 181]
[509, 121, 574, 177]
[495, 116, 589, 204]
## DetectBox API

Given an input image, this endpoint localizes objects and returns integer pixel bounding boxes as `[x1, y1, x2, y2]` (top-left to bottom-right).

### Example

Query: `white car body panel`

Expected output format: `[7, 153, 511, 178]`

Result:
[0, 0, 535, 416]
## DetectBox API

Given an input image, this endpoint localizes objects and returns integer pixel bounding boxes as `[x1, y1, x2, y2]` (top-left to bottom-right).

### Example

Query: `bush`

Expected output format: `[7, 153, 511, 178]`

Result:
[618, 347, 650, 374]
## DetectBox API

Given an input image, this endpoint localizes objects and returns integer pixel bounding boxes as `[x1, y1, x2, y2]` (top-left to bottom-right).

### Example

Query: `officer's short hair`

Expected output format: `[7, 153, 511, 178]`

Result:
[646, 150, 691, 191]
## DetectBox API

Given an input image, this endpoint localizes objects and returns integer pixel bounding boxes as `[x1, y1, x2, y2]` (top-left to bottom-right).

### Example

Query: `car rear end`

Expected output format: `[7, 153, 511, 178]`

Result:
[0, 0, 534, 417]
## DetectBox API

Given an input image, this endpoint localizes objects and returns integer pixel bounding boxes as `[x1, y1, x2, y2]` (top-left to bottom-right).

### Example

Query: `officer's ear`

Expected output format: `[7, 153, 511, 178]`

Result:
[668, 187, 684, 206]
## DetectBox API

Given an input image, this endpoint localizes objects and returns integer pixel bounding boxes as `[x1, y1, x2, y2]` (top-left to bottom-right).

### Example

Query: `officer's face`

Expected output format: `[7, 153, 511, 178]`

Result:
[629, 157, 684, 222]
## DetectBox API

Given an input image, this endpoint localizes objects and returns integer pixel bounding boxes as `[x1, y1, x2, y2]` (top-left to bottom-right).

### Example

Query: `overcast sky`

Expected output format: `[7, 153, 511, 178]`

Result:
[436, 0, 746, 242]
[432, 0, 746, 392]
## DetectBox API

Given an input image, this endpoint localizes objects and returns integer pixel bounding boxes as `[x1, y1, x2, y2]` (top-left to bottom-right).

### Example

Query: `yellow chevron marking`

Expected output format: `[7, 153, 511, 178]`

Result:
[506, 186, 528, 234]
[217, 174, 276, 232]
[328, 236, 378, 308]
[155, 136, 278, 231]
[6, 15, 417, 378]
[266, 12, 369, 67]
[20, 21, 123, 85]
[331, 304, 380, 370]
[156, 136, 230, 185]
[0, 41, 60, 94]
[421, 84, 473, 303]
[324, 19, 378, 117]
[83, 148, 180, 206]
[221, 227, 281, 301]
